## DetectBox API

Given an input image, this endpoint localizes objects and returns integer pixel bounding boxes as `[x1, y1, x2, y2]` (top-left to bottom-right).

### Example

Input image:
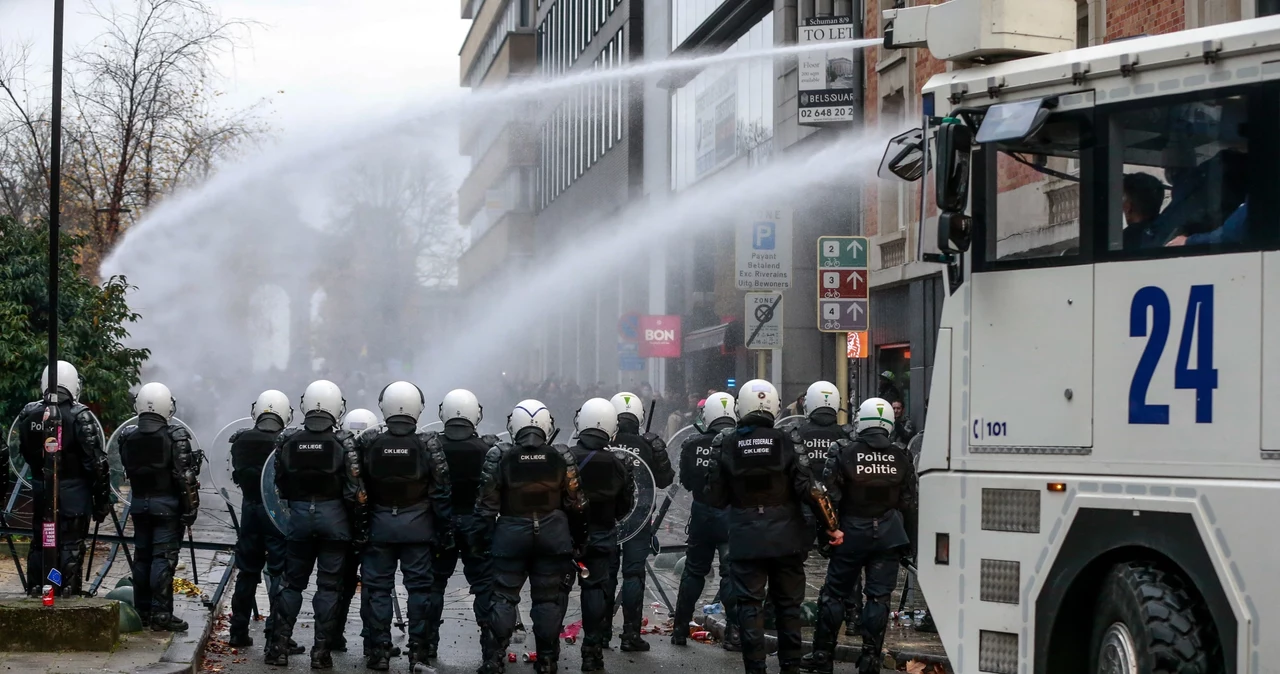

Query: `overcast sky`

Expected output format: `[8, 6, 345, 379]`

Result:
[0, 0, 471, 139]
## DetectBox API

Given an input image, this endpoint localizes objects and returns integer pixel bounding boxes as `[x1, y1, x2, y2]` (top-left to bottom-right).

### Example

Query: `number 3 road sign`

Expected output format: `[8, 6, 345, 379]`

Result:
[816, 236, 869, 332]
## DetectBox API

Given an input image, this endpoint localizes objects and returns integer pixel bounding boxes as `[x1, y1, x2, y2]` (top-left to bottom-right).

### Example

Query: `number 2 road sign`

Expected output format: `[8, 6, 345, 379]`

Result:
[816, 236, 869, 332]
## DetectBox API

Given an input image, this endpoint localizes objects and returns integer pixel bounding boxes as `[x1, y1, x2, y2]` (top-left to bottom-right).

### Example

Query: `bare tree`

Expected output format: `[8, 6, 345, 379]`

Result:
[0, 43, 52, 225]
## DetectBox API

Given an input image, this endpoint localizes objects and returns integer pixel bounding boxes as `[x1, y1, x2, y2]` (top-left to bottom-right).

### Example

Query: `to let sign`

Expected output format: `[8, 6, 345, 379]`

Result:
[639, 315, 682, 358]
[816, 236, 870, 332]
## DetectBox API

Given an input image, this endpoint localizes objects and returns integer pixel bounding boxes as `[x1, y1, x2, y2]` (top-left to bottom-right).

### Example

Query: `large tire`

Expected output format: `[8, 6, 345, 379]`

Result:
[1090, 561, 1214, 674]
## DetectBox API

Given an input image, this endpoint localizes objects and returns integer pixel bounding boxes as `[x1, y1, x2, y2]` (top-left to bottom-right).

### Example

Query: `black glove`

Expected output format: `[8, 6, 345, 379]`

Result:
[180, 510, 197, 527]
[92, 499, 109, 524]
[436, 527, 457, 552]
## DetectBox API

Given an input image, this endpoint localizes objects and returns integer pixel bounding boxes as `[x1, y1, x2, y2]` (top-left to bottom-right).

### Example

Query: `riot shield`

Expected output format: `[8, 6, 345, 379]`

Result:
[775, 414, 806, 432]
[907, 432, 923, 469]
[8, 407, 108, 490]
[417, 421, 443, 432]
[260, 449, 288, 535]
[650, 424, 699, 550]
[206, 417, 253, 508]
[106, 415, 201, 508]
[614, 448, 657, 544]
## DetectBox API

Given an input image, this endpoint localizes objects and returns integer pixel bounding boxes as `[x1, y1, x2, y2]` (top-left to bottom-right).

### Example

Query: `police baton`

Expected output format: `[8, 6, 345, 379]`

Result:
[186, 526, 199, 586]
[900, 558, 918, 576]
[84, 519, 101, 581]
[644, 400, 656, 434]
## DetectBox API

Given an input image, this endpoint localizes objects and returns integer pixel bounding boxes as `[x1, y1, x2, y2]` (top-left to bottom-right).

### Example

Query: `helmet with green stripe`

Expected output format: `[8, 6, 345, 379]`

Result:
[856, 397, 895, 433]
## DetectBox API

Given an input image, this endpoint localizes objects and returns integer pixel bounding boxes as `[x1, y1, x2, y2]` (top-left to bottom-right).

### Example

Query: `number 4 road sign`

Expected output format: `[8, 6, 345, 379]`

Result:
[816, 236, 869, 333]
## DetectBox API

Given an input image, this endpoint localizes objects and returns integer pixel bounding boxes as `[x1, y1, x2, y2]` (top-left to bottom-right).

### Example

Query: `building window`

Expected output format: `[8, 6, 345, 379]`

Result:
[879, 90, 908, 232]
[1261, 0, 1280, 15]
[465, 0, 530, 88]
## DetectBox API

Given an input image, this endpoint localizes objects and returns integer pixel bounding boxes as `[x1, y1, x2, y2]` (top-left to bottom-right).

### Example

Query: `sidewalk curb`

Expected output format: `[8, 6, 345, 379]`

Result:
[150, 556, 233, 674]
[697, 614, 950, 668]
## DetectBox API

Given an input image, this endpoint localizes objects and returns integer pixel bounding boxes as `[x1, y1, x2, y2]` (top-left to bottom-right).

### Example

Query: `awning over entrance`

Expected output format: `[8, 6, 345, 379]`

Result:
[684, 321, 742, 353]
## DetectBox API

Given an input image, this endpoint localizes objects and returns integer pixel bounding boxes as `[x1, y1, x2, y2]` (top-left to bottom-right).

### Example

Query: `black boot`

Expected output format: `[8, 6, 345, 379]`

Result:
[265, 636, 290, 667]
[366, 646, 391, 671]
[228, 631, 253, 647]
[670, 631, 687, 646]
[408, 643, 431, 671]
[534, 656, 559, 674]
[311, 648, 334, 669]
[799, 650, 834, 674]
[854, 646, 881, 674]
[619, 624, 649, 652]
[289, 638, 307, 655]
[721, 623, 742, 652]
[580, 645, 604, 672]
[330, 636, 348, 652]
[151, 613, 189, 632]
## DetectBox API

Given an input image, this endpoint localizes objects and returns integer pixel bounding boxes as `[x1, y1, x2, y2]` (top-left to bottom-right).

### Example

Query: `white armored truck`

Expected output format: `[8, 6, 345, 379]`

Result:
[878, 1, 1280, 671]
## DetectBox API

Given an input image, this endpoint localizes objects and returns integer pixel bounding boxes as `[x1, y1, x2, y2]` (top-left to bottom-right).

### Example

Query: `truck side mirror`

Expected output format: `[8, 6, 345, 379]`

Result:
[936, 211, 971, 254]
[935, 121, 972, 212]
[877, 128, 924, 182]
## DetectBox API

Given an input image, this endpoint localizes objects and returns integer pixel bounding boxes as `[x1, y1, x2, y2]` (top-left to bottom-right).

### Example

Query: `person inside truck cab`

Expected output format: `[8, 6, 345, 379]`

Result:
[1121, 172, 1166, 249]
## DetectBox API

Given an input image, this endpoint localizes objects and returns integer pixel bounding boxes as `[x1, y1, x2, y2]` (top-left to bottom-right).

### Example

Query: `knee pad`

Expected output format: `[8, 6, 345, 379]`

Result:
[859, 595, 890, 638]
[156, 543, 181, 565]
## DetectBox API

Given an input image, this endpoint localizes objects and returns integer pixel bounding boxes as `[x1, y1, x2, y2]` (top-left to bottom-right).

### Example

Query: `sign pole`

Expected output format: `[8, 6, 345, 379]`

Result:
[771, 348, 782, 389]
[42, 0, 67, 603]
[757, 351, 767, 381]
[836, 333, 849, 425]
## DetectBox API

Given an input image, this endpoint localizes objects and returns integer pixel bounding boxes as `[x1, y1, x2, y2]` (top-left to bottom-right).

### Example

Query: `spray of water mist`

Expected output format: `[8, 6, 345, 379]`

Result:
[100, 37, 895, 448]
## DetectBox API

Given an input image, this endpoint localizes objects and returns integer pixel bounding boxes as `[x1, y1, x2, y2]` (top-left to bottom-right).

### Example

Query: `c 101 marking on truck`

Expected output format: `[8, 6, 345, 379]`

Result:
[1128, 284, 1218, 425]
[972, 419, 1008, 440]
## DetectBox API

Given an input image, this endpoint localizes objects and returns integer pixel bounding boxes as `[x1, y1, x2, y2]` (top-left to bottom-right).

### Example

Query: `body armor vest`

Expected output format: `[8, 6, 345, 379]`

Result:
[443, 437, 488, 512]
[796, 421, 844, 466]
[839, 439, 912, 518]
[682, 435, 717, 500]
[123, 428, 175, 496]
[231, 429, 277, 502]
[578, 451, 624, 528]
[500, 446, 562, 517]
[279, 429, 343, 500]
[728, 431, 789, 509]
[366, 431, 428, 508]
[21, 402, 87, 480]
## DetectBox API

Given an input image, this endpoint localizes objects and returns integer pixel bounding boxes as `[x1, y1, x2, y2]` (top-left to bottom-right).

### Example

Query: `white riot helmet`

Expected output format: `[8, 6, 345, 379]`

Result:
[439, 389, 483, 427]
[252, 389, 293, 426]
[134, 382, 177, 420]
[804, 381, 840, 416]
[300, 380, 346, 422]
[40, 360, 81, 401]
[856, 397, 895, 433]
[508, 399, 555, 442]
[379, 381, 426, 421]
[701, 392, 737, 427]
[610, 392, 646, 426]
[736, 379, 781, 422]
[343, 408, 380, 433]
[574, 398, 619, 441]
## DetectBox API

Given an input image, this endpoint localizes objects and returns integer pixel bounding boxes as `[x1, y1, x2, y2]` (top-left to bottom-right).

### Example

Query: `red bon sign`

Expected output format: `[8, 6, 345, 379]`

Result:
[638, 315, 682, 358]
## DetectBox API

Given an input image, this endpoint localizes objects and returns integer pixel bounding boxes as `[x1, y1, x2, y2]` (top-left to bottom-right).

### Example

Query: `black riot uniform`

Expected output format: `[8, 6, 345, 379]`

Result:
[474, 433, 588, 674]
[607, 418, 673, 650]
[802, 426, 917, 674]
[570, 436, 634, 672]
[118, 413, 201, 631]
[16, 398, 109, 597]
[791, 412, 863, 634]
[227, 420, 291, 648]
[427, 424, 498, 660]
[705, 415, 837, 674]
[357, 417, 452, 670]
[672, 418, 740, 649]
[266, 414, 368, 669]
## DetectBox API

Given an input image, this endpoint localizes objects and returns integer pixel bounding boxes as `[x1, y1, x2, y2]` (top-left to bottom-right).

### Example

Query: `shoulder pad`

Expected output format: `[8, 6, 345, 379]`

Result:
[841, 424, 857, 438]
[712, 429, 733, 448]
[20, 401, 43, 417]
[681, 435, 699, 451]
[484, 446, 504, 462]
[118, 425, 139, 440]
[278, 427, 301, 441]
[168, 424, 190, 441]
[228, 428, 246, 443]
[70, 403, 91, 417]
[642, 432, 666, 449]
[553, 443, 575, 461]
[787, 427, 803, 444]
[480, 434, 499, 448]
[834, 437, 854, 454]
[419, 431, 443, 451]
[336, 428, 354, 442]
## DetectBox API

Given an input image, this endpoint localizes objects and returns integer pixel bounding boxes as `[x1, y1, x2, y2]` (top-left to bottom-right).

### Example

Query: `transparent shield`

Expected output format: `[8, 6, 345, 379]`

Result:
[260, 448, 288, 535]
[418, 421, 443, 433]
[206, 417, 253, 508]
[6, 415, 32, 490]
[652, 424, 699, 550]
[775, 414, 806, 431]
[6, 408, 108, 528]
[106, 415, 200, 508]
[615, 449, 656, 544]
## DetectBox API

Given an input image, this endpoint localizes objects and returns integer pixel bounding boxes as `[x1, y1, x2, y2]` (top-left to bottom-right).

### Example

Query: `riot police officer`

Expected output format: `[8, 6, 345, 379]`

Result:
[672, 391, 740, 651]
[118, 382, 201, 631]
[705, 380, 842, 674]
[427, 390, 497, 663]
[792, 382, 862, 634]
[266, 380, 368, 669]
[800, 398, 917, 674]
[228, 390, 299, 650]
[569, 398, 634, 673]
[16, 360, 109, 597]
[606, 392, 673, 651]
[358, 382, 452, 671]
[474, 400, 587, 674]
[337, 407, 379, 657]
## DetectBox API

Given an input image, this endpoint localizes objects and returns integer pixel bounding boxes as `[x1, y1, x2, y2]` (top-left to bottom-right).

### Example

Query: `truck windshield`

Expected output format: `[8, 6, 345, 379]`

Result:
[987, 111, 1091, 261]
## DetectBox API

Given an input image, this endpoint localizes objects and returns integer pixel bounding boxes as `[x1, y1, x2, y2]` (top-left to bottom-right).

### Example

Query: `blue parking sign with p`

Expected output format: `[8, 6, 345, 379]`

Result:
[753, 221, 776, 250]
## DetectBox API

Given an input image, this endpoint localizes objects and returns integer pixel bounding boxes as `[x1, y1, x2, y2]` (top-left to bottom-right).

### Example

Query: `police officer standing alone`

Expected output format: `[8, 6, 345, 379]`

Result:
[17, 361, 110, 596]
[118, 382, 201, 632]
[227, 390, 298, 650]
[266, 380, 368, 669]
[672, 391, 741, 651]
[474, 400, 588, 674]
[569, 398, 634, 673]
[357, 382, 452, 671]
[607, 392, 673, 651]
[800, 398, 917, 674]
[705, 380, 842, 674]
[428, 390, 497, 663]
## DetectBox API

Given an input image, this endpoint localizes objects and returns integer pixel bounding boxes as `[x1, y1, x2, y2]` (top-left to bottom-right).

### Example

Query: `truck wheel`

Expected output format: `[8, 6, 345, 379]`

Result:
[1090, 561, 1212, 674]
